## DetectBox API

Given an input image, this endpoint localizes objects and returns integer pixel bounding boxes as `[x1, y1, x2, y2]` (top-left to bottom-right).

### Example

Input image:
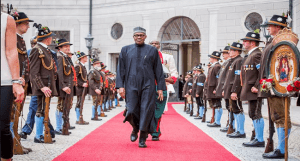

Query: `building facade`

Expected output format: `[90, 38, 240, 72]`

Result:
[2, 0, 300, 76]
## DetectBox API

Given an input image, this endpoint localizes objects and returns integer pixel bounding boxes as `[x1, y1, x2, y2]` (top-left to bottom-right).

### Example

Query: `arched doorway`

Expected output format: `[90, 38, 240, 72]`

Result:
[157, 16, 201, 101]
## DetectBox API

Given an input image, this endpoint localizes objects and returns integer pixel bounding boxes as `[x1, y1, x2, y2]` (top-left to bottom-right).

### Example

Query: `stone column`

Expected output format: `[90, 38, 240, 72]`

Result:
[208, 8, 219, 55]
[192, 41, 200, 67]
[142, 14, 151, 37]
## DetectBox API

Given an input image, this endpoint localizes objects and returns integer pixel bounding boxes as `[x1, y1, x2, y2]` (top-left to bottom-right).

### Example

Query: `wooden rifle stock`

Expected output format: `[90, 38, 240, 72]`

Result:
[44, 76, 54, 143]
[202, 100, 207, 122]
[78, 87, 87, 124]
[62, 78, 72, 135]
[210, 106, 215, 123]
[264, 106, 275, 153]
[94, 94, 100, 120]
[184, 98, 187, 112]
[227, 109, 234, 134]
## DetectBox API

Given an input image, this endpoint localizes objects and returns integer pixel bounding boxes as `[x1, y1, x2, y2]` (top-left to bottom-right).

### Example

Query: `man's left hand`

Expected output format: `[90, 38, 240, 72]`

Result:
[157, 90, 163, 101]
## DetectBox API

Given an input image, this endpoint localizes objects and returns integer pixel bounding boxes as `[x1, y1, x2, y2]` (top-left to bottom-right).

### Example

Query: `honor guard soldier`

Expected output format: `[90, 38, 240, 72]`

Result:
[261, 15, 291, 159]
[75, 51, 89, 125]
[216, 46, 235, 132]
[183, 71, 193, 114]
[206, 51, 222, 127]
[29, 26, 58, 143]
[88, 58, 104, 121]
[100, 63, 109, 113]
[223, 42, 245, 138]
[55, 38, 76, 135]
[107, 71, 116, 109]
[10, 11, 34, 154]
[240, 31, 264, 147]
[193, 65, 206, 119]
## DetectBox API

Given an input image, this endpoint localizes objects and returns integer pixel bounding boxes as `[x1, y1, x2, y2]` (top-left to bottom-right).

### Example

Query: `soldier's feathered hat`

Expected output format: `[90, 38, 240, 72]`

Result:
[266, 15, 288, 27]
[221, 46, 230, 53]
[12, 12, 34, 23]
[55, 39, 73, 49]
[230, 42, 243, 51]
[91, 58, 101, 65]
[187, 70, 193, 76]
[208, 51, 221, 60]
[101, 62, 107, 69]
[36, 25, 56, 41]
[76, 51, 88, 59]
[133, 26, 146, 34]
[241, 30, 263, 42]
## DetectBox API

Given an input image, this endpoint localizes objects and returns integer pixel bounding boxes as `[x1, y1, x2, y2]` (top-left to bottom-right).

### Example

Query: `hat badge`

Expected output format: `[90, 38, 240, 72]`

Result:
[41, 31, 44, 35]
[251, 34, 256, 37]
[237, 44, 240, 48]
[216, 53, 219, 56]
[277, 17, 283, 22]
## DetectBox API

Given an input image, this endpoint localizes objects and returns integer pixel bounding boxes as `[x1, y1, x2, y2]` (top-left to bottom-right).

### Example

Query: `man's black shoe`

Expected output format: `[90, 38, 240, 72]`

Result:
[69, 126, 75, 130]
[152, 136, 159, 141]
[243, 139, 265, 147]
[130, 129, 138, 142]
[19, 132, 28, 139]
[91, 118, 102, 121]
[55, 130, 62, 135]
[207, 122, 221, 127]
[262, 149, 284, 159]
[227, 131, 246, 138]
[220, 127, 229, 132]
[51, 131, 55, 138]
[34, 136, 44, 143]
[194, 116, 203, 119]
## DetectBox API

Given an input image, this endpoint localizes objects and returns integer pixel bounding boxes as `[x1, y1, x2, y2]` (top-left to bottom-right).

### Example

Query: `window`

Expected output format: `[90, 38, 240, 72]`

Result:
[111, 23, 123, 40]
[244, 12, 263, 31]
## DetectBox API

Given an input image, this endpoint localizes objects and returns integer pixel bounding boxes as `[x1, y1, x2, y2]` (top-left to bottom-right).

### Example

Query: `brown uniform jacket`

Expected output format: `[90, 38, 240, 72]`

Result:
[17, 34, 30, 82]
[57, 52, 75, 98]
[29, 43, 58, 96]
[183, 77, 193, 96]
[206, 62, 221, 99]
[223, 55, 243, 99]
[192, 73, 206, 97]
[215, 59, 233, 98]
[258, 38, 274, 98]
[240, 48, 262, 101]
[88, 69, 103, 96]
[75, 62, 87, 96]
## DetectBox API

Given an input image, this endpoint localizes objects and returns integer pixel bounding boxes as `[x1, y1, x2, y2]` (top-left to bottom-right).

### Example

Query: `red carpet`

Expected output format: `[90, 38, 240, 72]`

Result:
[53, 103, 240, 161]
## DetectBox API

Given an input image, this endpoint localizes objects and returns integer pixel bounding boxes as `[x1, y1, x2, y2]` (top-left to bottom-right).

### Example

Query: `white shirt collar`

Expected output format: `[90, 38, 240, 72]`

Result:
[211, 61, 218, 67]
[37, 42, 48, 49]
[248, 47, 258, 56]
[60, 51, 68, 57]
[80, 61, 85, 66]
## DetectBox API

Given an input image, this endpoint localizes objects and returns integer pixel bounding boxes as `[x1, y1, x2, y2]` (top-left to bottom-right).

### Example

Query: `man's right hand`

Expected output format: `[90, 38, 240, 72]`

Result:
[41, 87, 52, 97]
[119, 88, 125, 98]
[222, 91, 224, 97]
[13, 84, 24, 103]
[83, 83, 88, 87]
[63, 87, 71, 94]
[95, 89, 101, 95]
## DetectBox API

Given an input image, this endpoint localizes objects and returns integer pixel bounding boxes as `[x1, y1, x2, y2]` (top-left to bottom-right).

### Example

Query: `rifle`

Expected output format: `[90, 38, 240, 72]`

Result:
[190, 96, 194, 116]
[184, 97, 187, 112]
[210, 106, 215, 123]
[13, 62, 29, 154]
[62, 77, 72, 135]
[227, 108, 234, 134]
[202, 100, 207, 122]
[94, 94, 100, 120]
[44, 76, 54, 143]
[78, 87, 88, 124]
[264, 105, 275, 153]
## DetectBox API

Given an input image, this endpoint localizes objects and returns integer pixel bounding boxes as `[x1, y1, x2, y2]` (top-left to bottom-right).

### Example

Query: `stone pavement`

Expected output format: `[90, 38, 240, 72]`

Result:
[172, 97, 300, 161]
[12, 97, 126, 161]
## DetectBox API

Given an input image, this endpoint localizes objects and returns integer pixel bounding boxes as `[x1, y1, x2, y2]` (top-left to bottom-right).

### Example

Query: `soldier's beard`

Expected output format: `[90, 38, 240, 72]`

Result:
[94, 66, 102, 71]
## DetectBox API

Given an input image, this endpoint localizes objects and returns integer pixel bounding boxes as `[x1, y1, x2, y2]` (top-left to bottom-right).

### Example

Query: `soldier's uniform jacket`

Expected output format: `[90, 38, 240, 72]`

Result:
[57, 51, 75, 98]
[17, 34, 30, 83]
[107, 77, 114, 95]
[29, 43, 58, 96]
[75, 62, 87, 96]
[258, 38, 274, 98]
[223, 55, 243, 99]
[183, 77, 193, 96]
[240, 47, 262, 101]
[206, 62, 221, 99]
[215, 59, 233, 98]
[192, 73, 206, 98]
[88, 69, 103, 96]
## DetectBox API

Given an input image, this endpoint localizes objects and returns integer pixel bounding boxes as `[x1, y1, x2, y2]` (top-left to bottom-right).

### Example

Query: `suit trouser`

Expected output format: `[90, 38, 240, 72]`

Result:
[267, 97, 291, 129]
[0, 86, 14, 159]
[248, 99, 263, 120]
